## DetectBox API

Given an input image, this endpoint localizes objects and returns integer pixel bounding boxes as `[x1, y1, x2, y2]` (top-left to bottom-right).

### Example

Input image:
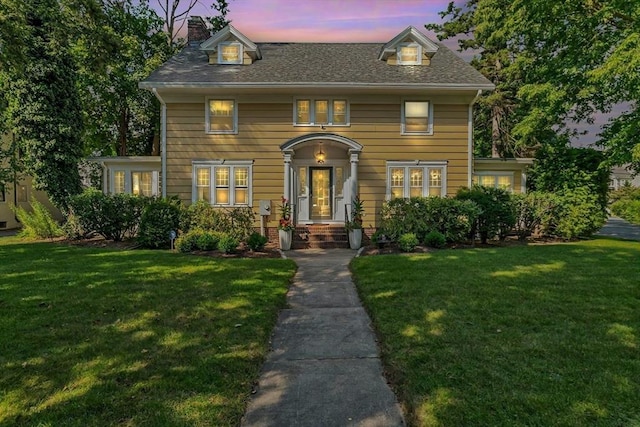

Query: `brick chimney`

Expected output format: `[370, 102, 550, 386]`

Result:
[187, 16, 211, 46]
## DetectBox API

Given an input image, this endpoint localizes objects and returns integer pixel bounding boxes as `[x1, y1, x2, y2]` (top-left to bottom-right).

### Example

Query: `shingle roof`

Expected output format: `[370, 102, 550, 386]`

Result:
[140, 42, 493, 88]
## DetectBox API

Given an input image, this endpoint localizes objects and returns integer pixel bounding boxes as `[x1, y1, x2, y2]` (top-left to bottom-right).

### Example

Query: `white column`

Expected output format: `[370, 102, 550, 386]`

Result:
[283, 151, 293, 201]
[349, 150, 360, 200]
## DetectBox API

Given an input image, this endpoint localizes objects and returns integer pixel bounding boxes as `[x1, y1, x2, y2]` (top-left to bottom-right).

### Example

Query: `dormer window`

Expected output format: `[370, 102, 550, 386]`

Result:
[218, 42, 242, 64]
[397, 43, 421, 65]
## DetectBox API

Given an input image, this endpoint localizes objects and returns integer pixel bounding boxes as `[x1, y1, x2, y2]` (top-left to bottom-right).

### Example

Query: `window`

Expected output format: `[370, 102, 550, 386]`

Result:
[218, 42, 242, 64]
[397, 43, 422, 65]
[196, 168, 210, 202]
[113, 171, 125, 194]
[298, 167, 307, 196]
[474, 173, 514, 192]
[0, 183, 5, 202]
[294, 98, 349, 126]
[402, 101, 432, 134]
[193, 161, 252, 206]
[387, 162, 446, 199]
[207, 99, 237, 134]
[132, 172, 153, 196]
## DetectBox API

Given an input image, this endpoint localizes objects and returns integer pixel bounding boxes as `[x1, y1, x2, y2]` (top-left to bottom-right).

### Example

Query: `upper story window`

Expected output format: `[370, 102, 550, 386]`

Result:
[193, 160, 252, 206]
[387, 161, 446, 199]
[402, 100, 433, 135]
[474, 173, 514, 192]
[294, 99, 349, 126]
[218, 42, 243, 64]
[207, 99, 237, 134]
[397, 43, 422, 65]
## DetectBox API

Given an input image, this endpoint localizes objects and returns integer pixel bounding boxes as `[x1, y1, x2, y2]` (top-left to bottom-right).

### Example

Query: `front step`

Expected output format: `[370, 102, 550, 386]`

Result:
[293, 225, 349, 249]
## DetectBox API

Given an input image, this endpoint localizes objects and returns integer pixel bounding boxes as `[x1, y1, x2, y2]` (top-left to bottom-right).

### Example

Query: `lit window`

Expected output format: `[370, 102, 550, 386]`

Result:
[207, 99, 237, 133]
[218, 42, 242, 64]
[196, 168, 210, 202]
[403, 101, 432, 134]
[387, 162, 446, 199]
[397, 43, 422, 65]
[132, 172, 153, 196]
[113, 171, 125, 194]
[474, 173, 514, 192]
[193, 162, 252, 206]
[298, 167, 307, 196]
[335, 167, 344, 197]
[294, 98, 349, 126]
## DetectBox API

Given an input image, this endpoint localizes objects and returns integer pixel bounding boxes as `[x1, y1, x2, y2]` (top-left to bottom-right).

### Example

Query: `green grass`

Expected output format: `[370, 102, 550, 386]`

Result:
[0, 238, 295, 426]
[352, 238, 640, 427]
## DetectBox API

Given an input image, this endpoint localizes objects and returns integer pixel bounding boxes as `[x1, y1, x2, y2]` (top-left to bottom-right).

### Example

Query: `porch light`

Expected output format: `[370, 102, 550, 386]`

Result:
[315, 146, 326, 164]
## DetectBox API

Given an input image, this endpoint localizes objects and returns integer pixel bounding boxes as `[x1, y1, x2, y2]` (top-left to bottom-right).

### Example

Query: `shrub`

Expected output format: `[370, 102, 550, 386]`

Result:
[181, 201, 230, 233]
[545, 187, 606, 239]
[196, 231, 220, 251]
[138, 197, 182, 249]
[456, 185, 515, 243]
[218, 233, 239, 254]
[175, 229, 203, 253]
[12, 200, 62, 239]
[61, 210, 87, 240]
[379, 197, 479, 243]
[247, 232, 268, 251]
[69, 189, 148, 241]
[512, 192, 559, 240]
[398, 233, 418, 252]
[227, 206, 256, 241]
[611, 199, 640, 224]
[609, 186, 640, 205]
[423, 230, 446, 248]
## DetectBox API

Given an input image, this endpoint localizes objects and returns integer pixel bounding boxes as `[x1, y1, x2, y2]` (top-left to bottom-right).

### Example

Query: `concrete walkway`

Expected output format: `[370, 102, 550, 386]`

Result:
[241, 248, 404, 427]
[596, 216, 640, 241]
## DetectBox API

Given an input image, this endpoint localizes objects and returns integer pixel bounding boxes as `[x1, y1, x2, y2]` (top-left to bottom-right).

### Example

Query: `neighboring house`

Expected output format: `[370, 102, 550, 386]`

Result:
[610, 165, 640, 191]
[0, 133, 62, 230]
[128, 19, 530, 240]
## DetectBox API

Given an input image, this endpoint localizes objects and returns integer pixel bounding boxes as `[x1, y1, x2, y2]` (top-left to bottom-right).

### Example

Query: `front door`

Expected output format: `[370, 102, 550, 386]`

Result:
[310, 167, 332, 221]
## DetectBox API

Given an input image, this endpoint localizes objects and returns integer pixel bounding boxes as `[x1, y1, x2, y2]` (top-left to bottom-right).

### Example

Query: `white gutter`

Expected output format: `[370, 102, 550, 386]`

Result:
[139, 81, 496, 91]
[152, 88, 167, 198]
[468, 89, 483, 187]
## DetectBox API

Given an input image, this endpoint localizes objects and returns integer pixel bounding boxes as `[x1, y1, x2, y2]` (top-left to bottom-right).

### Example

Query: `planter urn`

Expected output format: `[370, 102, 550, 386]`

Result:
[278, 229, 292, 251]
[348, 228, 362, 250]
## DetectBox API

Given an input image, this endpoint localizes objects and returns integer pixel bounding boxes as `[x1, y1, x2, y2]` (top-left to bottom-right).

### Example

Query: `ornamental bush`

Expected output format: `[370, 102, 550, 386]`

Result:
[138, 197, 182, 248]
[541, 187, 606, 239]
[247, 232, 268, 251]
[180, 202, 255, 241]
[69, 189, 148, 241]
[196, 231, 220, 251]
[512, 192, 559, 240]
[218, 233, 239, 254]
[398, 233, 419, 252]
[13, 200, 62, 239]
[423, 230, 446, 248]
[456, 185, 515, 243]
[611, 200, 640, 224]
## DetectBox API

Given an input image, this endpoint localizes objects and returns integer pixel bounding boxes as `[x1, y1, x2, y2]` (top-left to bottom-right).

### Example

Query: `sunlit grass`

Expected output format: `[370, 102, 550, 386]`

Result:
[0, 239, 295, 426]
[352, 238, 640, 427]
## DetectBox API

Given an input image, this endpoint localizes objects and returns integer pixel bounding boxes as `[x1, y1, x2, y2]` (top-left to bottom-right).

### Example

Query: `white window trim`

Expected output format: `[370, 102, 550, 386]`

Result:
[385, 161, 447, 200]
[474, 171, 515, 192]
[401, 99, 433, 135]
[217, 41, 243, 64]
[205, 98, 238, 135]
[293, 97, 350, 127]
[109, 168, 159, 196]
[192, 160, 253, 207]
[397, 42, 422, 65]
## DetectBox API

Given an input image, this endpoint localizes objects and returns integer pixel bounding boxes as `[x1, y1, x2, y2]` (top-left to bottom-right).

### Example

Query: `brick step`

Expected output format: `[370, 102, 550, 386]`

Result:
[292, 225, 350, 249]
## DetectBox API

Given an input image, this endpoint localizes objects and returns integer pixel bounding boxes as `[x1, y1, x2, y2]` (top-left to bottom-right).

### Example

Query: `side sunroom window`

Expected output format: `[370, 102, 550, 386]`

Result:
[473, 173, 514, 192]
[387, 162, 447, 199]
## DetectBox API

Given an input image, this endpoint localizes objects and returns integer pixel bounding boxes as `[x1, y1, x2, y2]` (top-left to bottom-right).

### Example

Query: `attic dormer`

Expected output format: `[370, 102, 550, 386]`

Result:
[379, 26, 439, 66]
[199, 25, 262, 65]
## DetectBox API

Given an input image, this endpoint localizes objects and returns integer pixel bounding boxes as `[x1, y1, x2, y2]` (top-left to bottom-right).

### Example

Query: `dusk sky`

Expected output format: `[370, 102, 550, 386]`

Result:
[172, 0, 452, 43]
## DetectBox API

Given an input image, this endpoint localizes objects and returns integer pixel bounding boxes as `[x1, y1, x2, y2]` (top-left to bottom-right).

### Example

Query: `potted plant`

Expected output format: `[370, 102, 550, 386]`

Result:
[278, 196, 294, 250]
[346, 195, 364, 249]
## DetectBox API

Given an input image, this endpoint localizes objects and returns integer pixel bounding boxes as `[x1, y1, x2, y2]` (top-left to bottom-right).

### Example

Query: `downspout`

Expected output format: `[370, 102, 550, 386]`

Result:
[152, 88, 167, 198]
[468, 89, 483, 187]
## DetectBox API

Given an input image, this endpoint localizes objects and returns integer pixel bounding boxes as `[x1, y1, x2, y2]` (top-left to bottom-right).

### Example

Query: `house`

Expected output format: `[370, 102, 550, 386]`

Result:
[133, 18, 530, 244]
[0, 133, 62, 230]
[609, 165, 640, 191]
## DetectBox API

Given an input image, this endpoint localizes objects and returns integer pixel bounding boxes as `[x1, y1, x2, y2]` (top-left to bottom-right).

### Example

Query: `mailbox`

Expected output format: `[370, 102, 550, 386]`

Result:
[259, 200, 271, 216]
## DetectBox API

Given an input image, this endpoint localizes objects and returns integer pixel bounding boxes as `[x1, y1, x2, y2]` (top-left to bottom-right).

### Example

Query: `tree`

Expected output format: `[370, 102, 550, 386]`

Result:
[155, 0, 231, 48]
[6, 0, 84, 209]
[75, 0, 168, 156]
[427, 0, 640, 170]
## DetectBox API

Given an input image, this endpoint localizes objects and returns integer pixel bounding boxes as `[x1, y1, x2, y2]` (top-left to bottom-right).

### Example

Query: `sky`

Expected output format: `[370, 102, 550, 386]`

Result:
[157, 0, 609, 146]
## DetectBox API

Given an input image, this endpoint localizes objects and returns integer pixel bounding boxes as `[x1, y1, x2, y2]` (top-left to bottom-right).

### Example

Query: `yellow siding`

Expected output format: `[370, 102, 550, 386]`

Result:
[165, 100, 470, 227]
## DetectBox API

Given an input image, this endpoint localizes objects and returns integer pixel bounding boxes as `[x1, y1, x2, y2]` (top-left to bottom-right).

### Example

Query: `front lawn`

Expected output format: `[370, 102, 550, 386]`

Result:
[352, 238, 640, 426]
[0, 239, 295, 426]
